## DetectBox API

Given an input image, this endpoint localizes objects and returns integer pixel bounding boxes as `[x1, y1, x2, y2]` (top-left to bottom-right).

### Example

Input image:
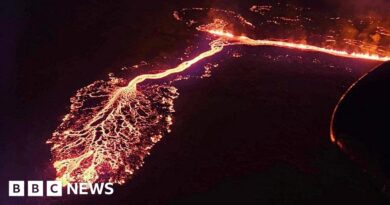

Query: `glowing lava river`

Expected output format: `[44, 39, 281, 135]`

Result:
[47, 14, 390, 185]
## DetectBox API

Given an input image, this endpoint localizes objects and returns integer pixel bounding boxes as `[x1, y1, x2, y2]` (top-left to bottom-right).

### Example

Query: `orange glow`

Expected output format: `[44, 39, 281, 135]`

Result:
[48, 22, 389, 186]
[48, 41, 224, 185]
[126, 41, 224, 91]
[205, 29, 390, 62]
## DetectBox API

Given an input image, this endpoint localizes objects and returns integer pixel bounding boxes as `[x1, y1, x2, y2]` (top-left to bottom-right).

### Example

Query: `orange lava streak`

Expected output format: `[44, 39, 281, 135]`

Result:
[206, 30, 390, 62]
[126, 41, 224, 91]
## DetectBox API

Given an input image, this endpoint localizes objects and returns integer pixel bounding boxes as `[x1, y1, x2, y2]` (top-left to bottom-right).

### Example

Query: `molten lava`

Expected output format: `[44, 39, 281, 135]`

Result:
[48, 13, 390, 186]
[204, 30, 390, 62]
[47, 41, 224, 185]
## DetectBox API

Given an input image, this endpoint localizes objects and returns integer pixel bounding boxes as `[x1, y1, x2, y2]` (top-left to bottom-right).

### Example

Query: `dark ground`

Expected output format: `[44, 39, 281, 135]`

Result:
[0, 0, 387, 204]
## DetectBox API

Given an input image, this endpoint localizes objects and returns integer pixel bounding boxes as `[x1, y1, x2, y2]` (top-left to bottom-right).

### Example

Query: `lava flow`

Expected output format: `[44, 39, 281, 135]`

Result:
[47, 41, 224, 185]
[48, 17, 390, 186]
[203, 30, 390, 62]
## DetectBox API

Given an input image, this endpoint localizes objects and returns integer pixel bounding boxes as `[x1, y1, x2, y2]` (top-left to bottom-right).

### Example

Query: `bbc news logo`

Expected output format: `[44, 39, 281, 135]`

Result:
[9, 181, 114, 197]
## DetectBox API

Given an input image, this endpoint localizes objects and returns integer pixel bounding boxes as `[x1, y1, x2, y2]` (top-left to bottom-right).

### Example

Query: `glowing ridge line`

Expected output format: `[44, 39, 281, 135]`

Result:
[206, 30, 390, 62]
